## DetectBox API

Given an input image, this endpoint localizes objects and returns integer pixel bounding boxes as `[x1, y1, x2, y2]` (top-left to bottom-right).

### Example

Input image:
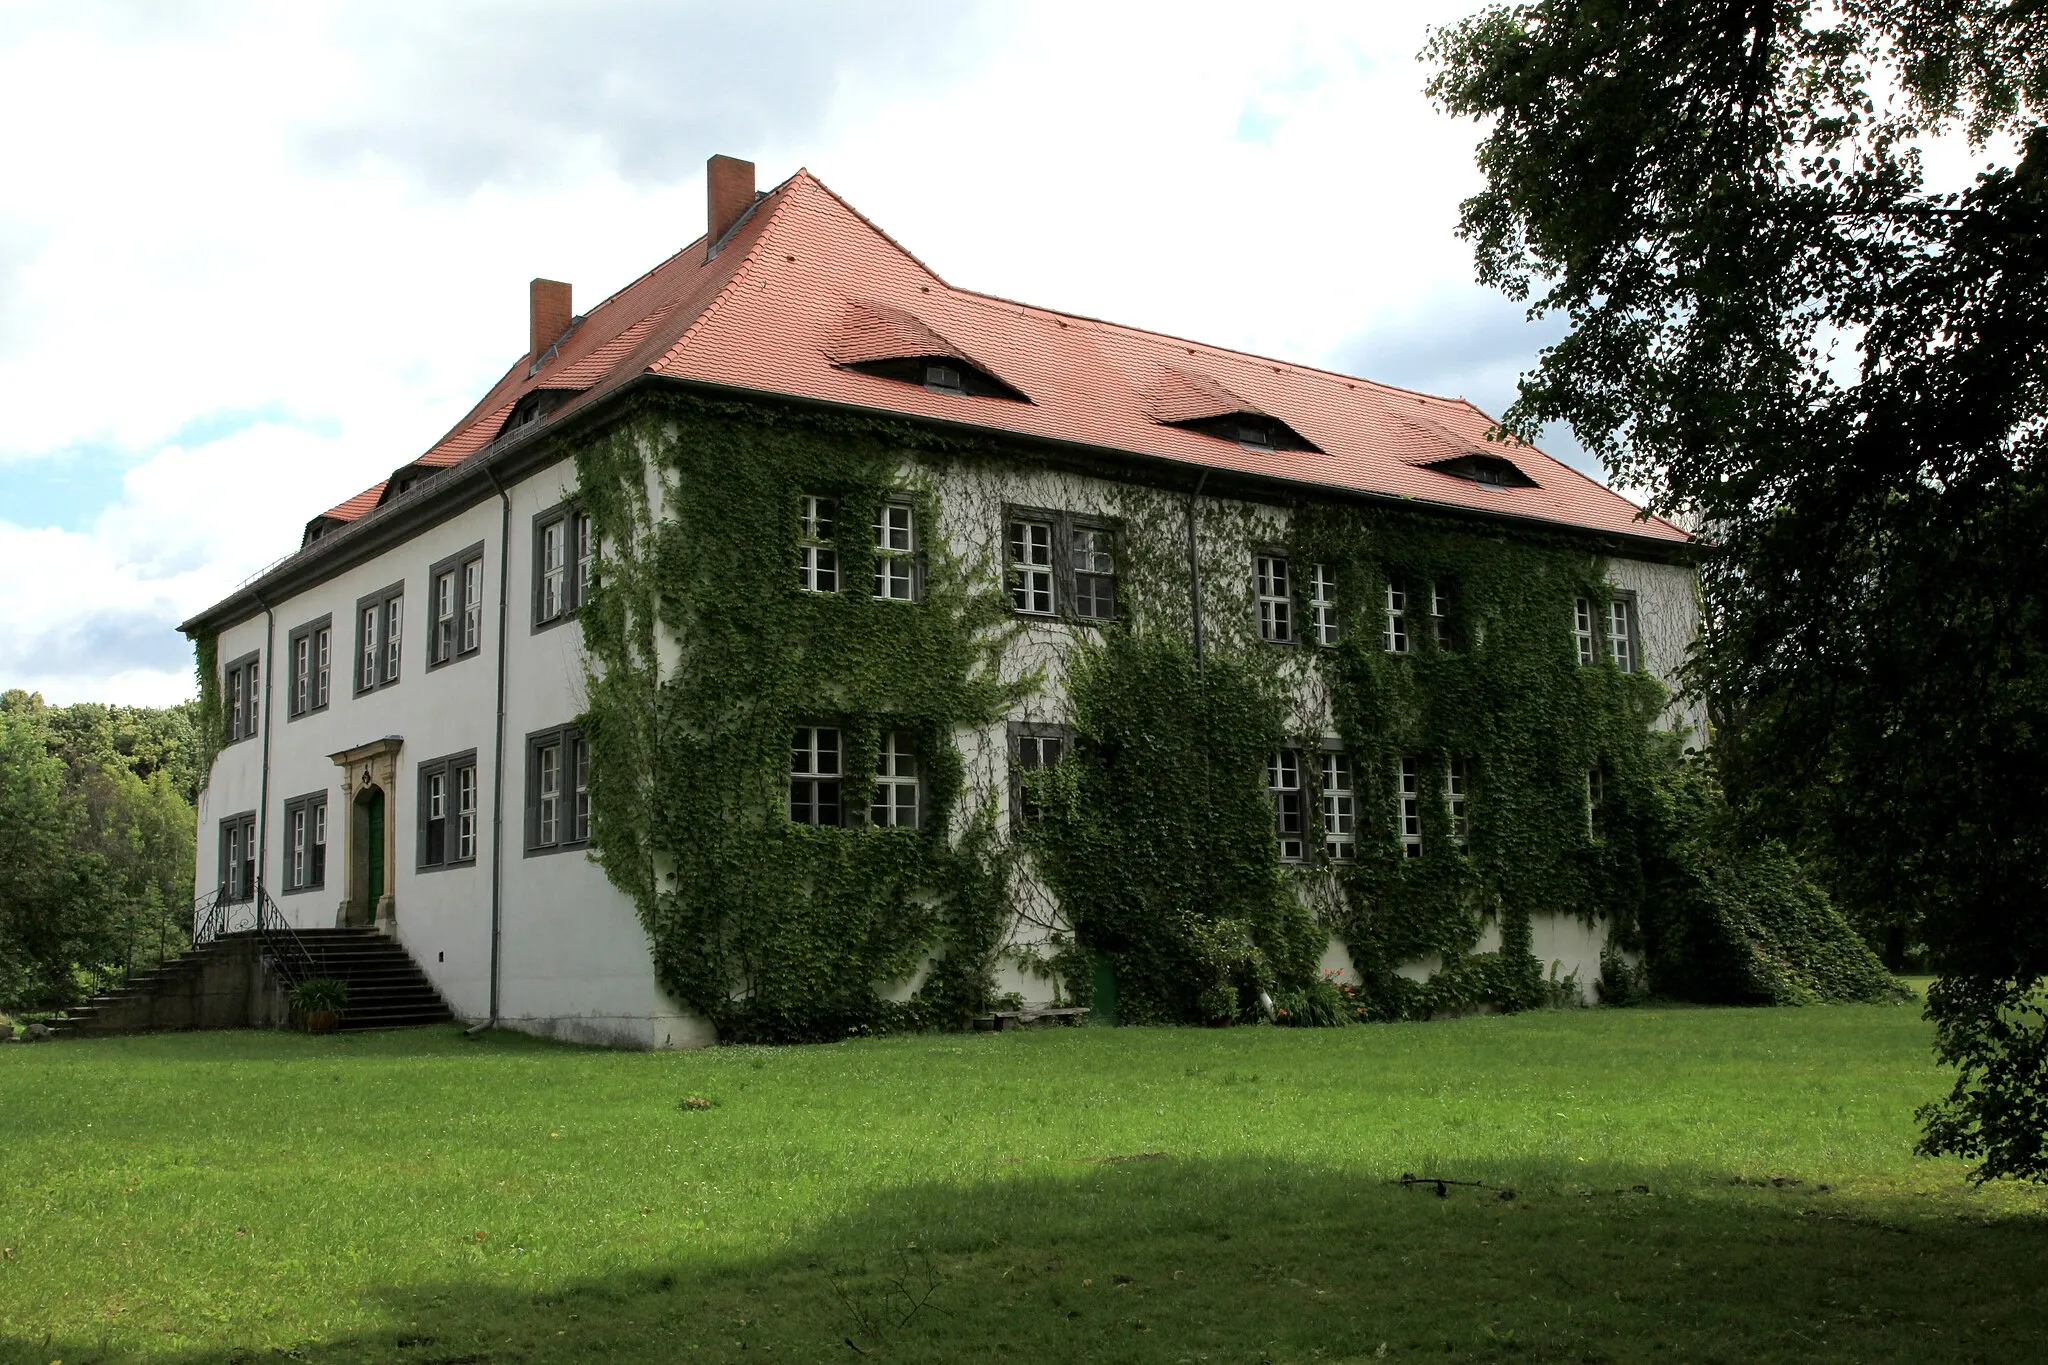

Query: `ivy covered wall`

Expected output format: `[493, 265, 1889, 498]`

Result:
[573, 389, 1895, 1041]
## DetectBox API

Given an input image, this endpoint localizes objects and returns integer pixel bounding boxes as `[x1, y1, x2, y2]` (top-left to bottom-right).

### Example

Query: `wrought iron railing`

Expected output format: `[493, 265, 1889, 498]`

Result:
[191, 887, 323, 990]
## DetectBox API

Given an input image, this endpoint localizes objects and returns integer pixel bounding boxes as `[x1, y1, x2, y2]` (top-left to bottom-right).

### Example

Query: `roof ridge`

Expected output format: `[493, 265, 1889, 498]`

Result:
[795, 169, 951, 288]
[649, 172, 821, 371]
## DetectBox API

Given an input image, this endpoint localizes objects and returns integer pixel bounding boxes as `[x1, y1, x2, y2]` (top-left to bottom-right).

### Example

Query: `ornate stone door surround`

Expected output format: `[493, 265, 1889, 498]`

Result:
[329, 737, 403, 932]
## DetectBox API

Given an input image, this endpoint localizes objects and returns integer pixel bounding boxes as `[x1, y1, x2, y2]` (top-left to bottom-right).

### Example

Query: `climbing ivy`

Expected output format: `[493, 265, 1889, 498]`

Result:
[192, 634, 221, 795]
[570, 390, 1895, 1039]
[575, 393, 1028, 1043]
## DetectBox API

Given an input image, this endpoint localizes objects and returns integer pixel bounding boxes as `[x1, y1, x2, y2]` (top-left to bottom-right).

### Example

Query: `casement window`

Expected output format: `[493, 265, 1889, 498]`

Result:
[535, 504, 595, 626]
[1383, 582, 1409, 654]
[1308, 564, 1339, 646]
[798, 496, 840, 594]
[1587, 765, 1607, 841]
[355, 582, 404, 693]
[788, 726, 843, 827]
[1396, 756, 1423, 859]
[217, 812, 257, 902]
[223, 652, 261, 743]
[1009, 723, 1072, 829]
[1445, 757, 1470, 848]
[282, 792, 328, 893]
[1071, 524, 1117, 621]
[430, 543, 486, 666]
[1007, 516, 1055, 615]
[286, 618, 331, 719]
[874, 501, 919, 602]
[526, 725, 591, 853]
[1574, 597, 1597, 666]
[1431, 581, 1455, 650]
[1256, 553, 1294, 643]
[1269, 750, 1306, 862]
[1319, 750, 1355, 862]
[870, 731, 921, 829]
[1607, 594, 1640, 673]
[418, 751, 480, 869]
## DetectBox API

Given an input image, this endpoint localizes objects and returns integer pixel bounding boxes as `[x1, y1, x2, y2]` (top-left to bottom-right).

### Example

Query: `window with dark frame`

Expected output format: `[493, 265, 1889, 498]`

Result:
[1009, 723, 1073, 830]
[535, 505, 595, 626]
[874, 501, 918, 602]
[223, 652, 261, 742]
[788, 726, 843, 827]
[1256, 553, 1293, 643]
[430, 543, 486, 666]
[218, 812, 257, 902]
[1269, 750, 1306, 861]
[282, 792, 328, 892]
[354, 583, 404, 693]
[798, 496, 839, 594]
[526, 725, 591, 853]
[419, 751, 479, 869]
[287, 618, 331, 719]
[1320, 749, 1355, 861]
[870, 731, 921, 828]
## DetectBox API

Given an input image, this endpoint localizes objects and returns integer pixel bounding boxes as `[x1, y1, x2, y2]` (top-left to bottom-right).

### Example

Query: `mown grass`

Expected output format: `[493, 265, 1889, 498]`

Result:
[3, 1004, 2044, 1363]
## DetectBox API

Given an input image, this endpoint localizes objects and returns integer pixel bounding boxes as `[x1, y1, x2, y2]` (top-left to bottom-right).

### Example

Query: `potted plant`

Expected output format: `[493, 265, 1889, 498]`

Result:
[291, 977, 349, 1033]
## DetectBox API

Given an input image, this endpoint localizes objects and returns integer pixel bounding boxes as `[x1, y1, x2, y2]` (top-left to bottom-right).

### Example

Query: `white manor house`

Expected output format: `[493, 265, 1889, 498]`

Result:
[183, 156, 1701, 1047]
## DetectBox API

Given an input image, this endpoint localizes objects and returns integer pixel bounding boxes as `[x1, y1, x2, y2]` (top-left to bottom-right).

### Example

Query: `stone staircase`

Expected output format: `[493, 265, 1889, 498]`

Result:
[49, 928, 453, 1037]
[291, 928, 454, 1032]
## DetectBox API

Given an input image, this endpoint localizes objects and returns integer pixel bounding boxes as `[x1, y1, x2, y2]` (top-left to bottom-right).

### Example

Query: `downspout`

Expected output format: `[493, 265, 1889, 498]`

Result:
[480, 465, 513, 1031]
[1185, 471, 1208, 672]
[254, 593, 276, 900]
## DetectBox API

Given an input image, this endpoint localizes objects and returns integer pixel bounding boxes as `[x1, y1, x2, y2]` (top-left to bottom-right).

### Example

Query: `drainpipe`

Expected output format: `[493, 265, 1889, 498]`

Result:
[1185, 471, 1208, 672]
[479, 466, 513, 1031]
[254, 592, 277, 901]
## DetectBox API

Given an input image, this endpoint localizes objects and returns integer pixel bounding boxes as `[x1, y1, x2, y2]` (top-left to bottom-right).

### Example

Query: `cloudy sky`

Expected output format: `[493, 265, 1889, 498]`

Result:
[2, 0, 1581, 706]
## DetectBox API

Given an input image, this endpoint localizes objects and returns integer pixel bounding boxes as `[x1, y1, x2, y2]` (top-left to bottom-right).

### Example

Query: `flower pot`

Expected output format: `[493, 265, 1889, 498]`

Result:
[307, 1009, 339, 1033]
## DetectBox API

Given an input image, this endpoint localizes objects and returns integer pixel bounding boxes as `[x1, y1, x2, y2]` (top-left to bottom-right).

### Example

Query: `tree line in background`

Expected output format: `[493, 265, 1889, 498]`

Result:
[0, 689, 199, 1016]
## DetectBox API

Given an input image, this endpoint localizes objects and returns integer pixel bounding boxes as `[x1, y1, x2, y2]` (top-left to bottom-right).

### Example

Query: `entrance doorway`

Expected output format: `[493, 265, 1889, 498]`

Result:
[351, 784, 386, 926]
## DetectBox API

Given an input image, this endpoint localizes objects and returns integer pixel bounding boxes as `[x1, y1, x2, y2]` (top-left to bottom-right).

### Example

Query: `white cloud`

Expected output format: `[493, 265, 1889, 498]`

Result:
[0, 0, 1581, 705]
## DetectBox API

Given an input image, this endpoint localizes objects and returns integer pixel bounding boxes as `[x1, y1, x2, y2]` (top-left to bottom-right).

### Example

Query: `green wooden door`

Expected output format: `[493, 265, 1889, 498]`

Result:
[365, 790, 385, 906]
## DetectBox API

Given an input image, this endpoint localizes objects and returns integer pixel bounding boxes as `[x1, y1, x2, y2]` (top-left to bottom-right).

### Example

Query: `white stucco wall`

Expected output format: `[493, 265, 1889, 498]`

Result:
[195, 423, 1698, 1044]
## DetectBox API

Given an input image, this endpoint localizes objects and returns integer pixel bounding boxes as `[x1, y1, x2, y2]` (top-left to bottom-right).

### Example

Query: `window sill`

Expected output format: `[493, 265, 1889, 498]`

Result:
[416, 858, 479, 874]
[426, 648, 484, 672]
[280, 883, 327, 897]
[285, 705, 332, 723]
[521, 840, 591, 859]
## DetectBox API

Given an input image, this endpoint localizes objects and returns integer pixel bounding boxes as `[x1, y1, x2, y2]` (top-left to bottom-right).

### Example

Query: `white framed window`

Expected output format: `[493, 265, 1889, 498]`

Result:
[1574, 598, 1596, 665]
[434, 569, 457, 663]
[219, 813, 256, 902]
[874, 502, 917, 601]
[536, 741, 561, 846]
[359, 606, 379, 690]
[312, 803, 326, 886]
[1587, 765, 1606, 840]
[457, 763, 478, 861]
[789, 726, 843, 826]
[289, 807, 307, 889]
[383, 597, 402, 682]
[1608, 597, 1637, 673]
[871, 731, 920, 828]
[1072, 524, 1117, 620]
[1384, 583, 1409, 653]
[462, 560, 483, 654]
[313, 626, 329, 708]
[540, 519, 567, 620]
[1007, 517, 1055, 615]
[573, 510, 594, 608]
[229, 663, 245, 740]
[1310, 564, 1339, 645]
[1397, 756, 1423, 859]
[281, 794, 327, 893]
[423, 770, 447, 865]
[799, 495, 839, 593]
[292, 635, 311, 715]
[1269, 750, 1305, 861]
[570, 736, 590, 843]
[1446, 757, 1469, 847]
[1320, 750, 1355, 861]
[1431, 581, 1454, 650]
[1009, 724, 1071, 829]
[1256, 554, 1293, 643]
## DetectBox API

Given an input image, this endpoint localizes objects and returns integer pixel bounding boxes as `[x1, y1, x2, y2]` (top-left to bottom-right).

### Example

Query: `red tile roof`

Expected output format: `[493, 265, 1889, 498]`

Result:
[318, 480, 387, 524]
[325, 170, 1687, 547]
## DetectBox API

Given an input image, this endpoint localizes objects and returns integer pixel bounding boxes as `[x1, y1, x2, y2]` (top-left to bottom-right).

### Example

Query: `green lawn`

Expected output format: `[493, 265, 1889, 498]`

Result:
[3, 1005, 2044, 1363]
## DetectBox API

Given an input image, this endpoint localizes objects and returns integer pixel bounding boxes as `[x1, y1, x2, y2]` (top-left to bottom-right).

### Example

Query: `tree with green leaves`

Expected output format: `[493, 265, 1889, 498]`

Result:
[1428, 0, 2048, 1178]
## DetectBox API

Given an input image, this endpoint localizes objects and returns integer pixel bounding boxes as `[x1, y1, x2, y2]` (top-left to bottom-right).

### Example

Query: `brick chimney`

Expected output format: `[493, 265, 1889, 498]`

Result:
[530, 278, 572, 359]
[707, 154, 756, 246]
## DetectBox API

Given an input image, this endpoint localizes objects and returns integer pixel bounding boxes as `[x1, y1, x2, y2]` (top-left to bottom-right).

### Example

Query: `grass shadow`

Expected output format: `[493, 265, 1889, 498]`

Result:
[13, 1153, 2045, 1364]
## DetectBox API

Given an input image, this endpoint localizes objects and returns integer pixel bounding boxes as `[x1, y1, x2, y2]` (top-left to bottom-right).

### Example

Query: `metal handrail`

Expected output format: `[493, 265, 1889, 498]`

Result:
[255, 889, 321, 990]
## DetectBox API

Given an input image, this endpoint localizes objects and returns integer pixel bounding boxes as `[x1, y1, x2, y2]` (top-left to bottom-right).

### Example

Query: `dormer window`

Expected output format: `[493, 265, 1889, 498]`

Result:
[924, 363, 963, 393]
[1164, 411, 1320, 454]
[1237, 422, 1272, 449]
[841, 354, 1029, 402]
[1422, 453, 1539, 489]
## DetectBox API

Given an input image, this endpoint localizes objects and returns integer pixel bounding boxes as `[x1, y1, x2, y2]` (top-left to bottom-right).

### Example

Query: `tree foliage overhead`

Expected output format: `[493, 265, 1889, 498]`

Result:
[1429, 0, 2048, 1178]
